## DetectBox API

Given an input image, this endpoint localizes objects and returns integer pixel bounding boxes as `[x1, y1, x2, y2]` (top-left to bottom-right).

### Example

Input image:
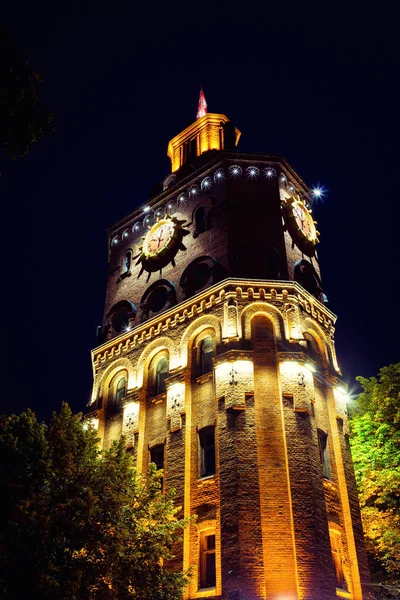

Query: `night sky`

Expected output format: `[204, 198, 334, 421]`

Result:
[2, 3, 398, 421]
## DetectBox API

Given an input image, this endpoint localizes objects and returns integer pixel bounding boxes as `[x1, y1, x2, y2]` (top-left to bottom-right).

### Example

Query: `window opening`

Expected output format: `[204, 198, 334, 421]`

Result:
[200, 336, 213, 375]
[329, 530, 348, 590]
[318, 429, 330, 479]
[123, 252, 131, 273]
[150, 444, 164, 490]
[114, 376, 126, 408]
[199, 426, 215, 477]
[195, 206, 207, 235]
[199, 531, 216, 589]
[156, 358, 168, 395]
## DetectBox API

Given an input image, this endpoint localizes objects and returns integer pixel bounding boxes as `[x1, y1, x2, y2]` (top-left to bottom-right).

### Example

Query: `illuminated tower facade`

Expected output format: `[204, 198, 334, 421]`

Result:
[87, 93, 369, 600]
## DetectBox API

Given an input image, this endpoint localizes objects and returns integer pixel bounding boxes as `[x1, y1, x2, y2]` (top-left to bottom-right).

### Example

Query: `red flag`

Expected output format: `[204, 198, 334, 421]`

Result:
[196, 86, 208, 119]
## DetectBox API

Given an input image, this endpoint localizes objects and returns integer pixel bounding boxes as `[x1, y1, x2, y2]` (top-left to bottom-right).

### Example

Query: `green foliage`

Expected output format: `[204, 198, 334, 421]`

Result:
[0, 403, 190, 599]
[0, 28, 54, 158]
[349, 363, 400, 585]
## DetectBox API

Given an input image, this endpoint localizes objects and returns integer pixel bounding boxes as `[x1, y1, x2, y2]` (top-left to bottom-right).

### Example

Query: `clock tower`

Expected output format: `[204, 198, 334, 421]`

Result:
[86, 91, 369, 600]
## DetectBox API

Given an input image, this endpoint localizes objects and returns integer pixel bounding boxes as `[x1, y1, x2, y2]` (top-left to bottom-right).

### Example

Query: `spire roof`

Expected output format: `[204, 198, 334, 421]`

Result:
[196, 86, 208, 120]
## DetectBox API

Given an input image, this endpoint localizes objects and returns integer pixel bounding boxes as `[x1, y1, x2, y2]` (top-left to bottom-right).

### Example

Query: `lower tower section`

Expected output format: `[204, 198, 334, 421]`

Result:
[88, 280, 369, 600]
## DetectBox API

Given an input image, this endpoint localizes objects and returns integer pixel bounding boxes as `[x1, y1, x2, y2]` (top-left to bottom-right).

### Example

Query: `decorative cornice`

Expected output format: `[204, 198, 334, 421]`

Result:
[165, 369, 186, 388]
[278, 351, 311, 365]
[213, 349, 253, 367]
[84, 408, 104, 420]
[122, 390, 140, 406]
[92, 279, 337, 369]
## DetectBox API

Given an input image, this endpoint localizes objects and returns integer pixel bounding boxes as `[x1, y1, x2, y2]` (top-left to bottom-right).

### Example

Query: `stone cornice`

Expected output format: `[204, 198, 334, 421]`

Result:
[92, 279, 337, 369]
[213, 349, 254, 367]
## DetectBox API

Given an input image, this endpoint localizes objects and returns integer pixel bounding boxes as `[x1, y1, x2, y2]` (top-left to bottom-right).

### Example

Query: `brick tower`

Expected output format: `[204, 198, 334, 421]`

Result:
[86, 92, 369, 600]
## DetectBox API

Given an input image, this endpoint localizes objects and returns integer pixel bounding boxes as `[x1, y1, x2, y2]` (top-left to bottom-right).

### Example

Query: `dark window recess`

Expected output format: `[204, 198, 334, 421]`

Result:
[194, 206, 207, 236]
[109, 301, 137, 333]
[304, 333, 321, 368]
[199, 426, 215, 477]
[114, 376, 126, 408]
[111, 310, 129, 333]
[199, 532, 216, 588]
[150, 444, 164, 489]
[318, 430, 330, 478]
[156, 358, 168, 395]
[150, 444, 164, 470]
[147, 286, 169, 313]
[200, 336, 213, 375]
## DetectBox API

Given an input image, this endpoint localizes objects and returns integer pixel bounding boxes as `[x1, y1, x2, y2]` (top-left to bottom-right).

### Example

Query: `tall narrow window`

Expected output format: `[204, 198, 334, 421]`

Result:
[329, 530, 348, 590]
[123, 252, 131, 273]
[114, 376, 126, 408]
[199, 531, 216, 589]
[150, 444, 165, 490]
[318, 429, 330, 479]
[150, 444, 164, 470]
[199, 426, 215, 477]
[194, 206, 207, 236]
[156, 357, 168, 395]
[200, 336, 213, 375]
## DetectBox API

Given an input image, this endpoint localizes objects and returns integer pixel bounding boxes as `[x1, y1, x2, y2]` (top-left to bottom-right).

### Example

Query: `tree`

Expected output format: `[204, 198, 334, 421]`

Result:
[349, 363, 400, 593]
[0, 28, 54, 158]
[0, 404, 190, 599]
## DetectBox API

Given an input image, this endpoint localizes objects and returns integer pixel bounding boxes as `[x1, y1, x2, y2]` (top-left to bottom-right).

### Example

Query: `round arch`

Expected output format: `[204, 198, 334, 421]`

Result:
[92, 357, 135, 405]
[135, 336, 177, 388]
[179, 315, 222, 368]
[302, 318, 331, 370]
[240, 302, 286, 342]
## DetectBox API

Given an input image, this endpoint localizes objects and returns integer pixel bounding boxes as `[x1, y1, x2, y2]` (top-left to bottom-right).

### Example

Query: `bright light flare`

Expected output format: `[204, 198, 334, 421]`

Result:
[311, 184, 327, 200]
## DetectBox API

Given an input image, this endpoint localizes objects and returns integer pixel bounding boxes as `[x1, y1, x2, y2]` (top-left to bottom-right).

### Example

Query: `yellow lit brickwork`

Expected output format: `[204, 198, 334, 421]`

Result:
[167, 113, 241, 172]
[88, 111, 370, 599]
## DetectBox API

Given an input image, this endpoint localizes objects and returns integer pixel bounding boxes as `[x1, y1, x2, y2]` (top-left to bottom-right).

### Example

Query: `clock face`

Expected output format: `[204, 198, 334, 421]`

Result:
[292, 201, 316, 241]
[284, 197, 319, 256]
[134, 214, 190, 280]
[143, 219, 175, 257]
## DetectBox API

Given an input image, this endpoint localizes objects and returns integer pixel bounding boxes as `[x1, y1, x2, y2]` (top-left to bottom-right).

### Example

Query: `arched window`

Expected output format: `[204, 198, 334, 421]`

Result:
[108, 370, 128, 411]
[107, 300, 137, 334]
[194, 206, 207, 236]
[200, 336, 213, 375]
[294, 259, 324, 301]
[123, 252, 131, 273]
[156, 357, 168, 395]
[114, 376, 126, 408]
[304, 332, 323, 370]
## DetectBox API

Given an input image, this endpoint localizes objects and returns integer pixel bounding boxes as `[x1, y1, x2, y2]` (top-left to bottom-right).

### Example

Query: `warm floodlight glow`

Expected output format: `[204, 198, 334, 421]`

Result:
[83, 417, 99, 431]
[280, 360, 315, 377]
[167, 381, 185, 398]
[215, 360, 253, 378]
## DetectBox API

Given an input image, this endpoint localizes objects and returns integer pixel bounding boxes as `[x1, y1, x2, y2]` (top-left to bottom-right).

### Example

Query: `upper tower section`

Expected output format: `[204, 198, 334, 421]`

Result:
[167, 88, 241, 173]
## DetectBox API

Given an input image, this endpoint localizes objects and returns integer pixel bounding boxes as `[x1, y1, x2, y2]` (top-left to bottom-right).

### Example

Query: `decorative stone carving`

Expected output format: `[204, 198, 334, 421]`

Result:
[122, 397, 139, 447]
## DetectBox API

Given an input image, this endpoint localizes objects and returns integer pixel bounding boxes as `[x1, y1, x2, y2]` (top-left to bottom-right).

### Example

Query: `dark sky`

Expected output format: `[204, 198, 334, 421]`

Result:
[2, 3, 398, 420]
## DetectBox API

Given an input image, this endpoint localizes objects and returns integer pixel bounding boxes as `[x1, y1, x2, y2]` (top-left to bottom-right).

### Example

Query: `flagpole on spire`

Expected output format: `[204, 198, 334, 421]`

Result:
[196, 86, 208, 120]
